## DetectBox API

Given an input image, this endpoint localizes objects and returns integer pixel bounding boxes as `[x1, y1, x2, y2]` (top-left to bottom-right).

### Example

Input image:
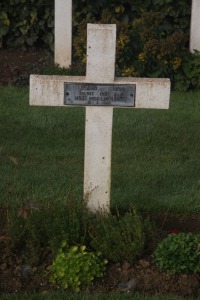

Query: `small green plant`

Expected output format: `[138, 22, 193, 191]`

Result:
[88, 208, 152, 263]
[174, 50, 200, 91]
[7, 195, 88, 264]
[154, 232, 200, 274]
[50, 241, 108, 292]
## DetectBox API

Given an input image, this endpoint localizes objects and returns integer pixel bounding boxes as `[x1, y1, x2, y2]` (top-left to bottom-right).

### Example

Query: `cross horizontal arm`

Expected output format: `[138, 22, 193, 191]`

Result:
[30, 75, 170, 109]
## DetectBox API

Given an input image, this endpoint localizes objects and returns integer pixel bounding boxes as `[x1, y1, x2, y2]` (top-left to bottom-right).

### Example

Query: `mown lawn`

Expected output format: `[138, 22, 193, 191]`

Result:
[1, 86, 200, 300]
[1, 86, 200, 214]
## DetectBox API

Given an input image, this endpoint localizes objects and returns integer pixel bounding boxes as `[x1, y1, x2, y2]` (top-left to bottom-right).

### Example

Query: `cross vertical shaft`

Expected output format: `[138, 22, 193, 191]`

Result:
[30, 24, 170, 214]
[190, 0, 200, 52]
[55, 0, 72, 67]
[84, 24, 116, 212]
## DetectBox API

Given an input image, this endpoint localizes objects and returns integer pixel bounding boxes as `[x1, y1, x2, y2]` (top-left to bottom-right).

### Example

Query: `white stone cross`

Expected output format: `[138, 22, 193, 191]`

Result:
[190, 0, 200, 52]
[55, 0, 72, 67]
[30, 24, 170, 213]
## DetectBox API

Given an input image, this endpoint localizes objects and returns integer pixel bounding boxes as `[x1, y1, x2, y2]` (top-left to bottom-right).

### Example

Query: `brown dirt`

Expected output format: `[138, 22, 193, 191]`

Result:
[1, 48, 200, 297]
[1, 237, 200, 297]
[0, 48, 52, 86]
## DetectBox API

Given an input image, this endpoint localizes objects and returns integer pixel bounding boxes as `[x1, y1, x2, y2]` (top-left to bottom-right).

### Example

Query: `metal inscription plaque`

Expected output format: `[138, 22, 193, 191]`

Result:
[64, 83, 136, 107]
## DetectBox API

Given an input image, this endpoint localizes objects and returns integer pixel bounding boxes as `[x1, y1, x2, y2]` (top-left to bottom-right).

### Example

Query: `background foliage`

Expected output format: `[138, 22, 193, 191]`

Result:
[1, 0, 200, 91]
[0, 0, 54, 49]
[0, 0, 191, 52]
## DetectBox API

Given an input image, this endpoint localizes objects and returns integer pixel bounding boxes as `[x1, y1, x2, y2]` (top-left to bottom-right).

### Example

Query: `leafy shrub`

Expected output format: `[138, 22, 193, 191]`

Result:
[154, 232, 200, 274]
[129, 11, 188, 79]
[73, 6, 198, 91]
[1, 0, 198, 91]
[0, 0, 54, 49]
[88, 208, 153, 263]
[174, 50, 200, 91]
[50, 241, 107, 292]
[75, 10, 184, 77]
[0, 11, 10, 41]
[7, 196, 88, 264]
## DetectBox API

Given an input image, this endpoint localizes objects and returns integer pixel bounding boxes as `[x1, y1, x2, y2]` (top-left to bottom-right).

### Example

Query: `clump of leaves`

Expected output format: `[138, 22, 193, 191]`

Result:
[154, 232, 200, 274]
[131, 11, 188, 80]
[50, 241, 107, 292]
[174, 50, 200, 91]
[7, 195, 88, 264]
[88, 208, 153, 263]
[0, 0, 54, 49]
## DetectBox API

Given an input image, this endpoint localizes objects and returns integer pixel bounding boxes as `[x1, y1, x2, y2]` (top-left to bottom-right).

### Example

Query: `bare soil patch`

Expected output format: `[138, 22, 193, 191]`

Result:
[1, 238, 200, 297]
[0, 48, 52, 86]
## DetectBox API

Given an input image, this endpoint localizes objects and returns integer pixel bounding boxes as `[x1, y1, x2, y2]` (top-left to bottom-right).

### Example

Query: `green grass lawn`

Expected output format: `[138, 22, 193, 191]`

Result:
[1, 86, 200, 300]
[1, 86, 200, 214]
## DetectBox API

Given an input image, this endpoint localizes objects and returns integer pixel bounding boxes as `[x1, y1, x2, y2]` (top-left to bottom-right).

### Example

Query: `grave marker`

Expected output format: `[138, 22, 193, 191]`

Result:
[190, 0, 200, 52]
[55, 0, 72, 67]
[30, 24, 170, 213]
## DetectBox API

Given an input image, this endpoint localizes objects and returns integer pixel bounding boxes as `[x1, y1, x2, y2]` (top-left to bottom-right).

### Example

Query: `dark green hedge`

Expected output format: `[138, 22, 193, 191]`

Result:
[1, 0, 199, 91]
[0, 0, 54, 49]
[0, 0, 191, 50]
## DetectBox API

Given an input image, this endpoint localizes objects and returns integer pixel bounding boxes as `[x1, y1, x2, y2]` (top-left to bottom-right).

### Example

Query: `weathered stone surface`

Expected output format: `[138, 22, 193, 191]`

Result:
[86, 24, 116, 83]
[30, 24, 170, 213]
[190, 0, 200, 52]
[30, 75, 170, 109]
[55, 0, 72, 67]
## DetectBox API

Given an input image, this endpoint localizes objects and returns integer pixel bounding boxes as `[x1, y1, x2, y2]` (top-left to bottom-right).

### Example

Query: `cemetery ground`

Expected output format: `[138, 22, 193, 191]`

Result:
[1, 49, 200, 300]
